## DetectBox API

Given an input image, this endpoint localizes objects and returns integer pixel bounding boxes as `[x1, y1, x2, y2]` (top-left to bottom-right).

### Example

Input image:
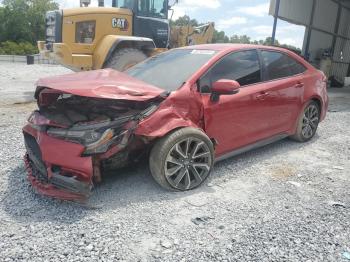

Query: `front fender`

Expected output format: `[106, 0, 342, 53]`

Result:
[135, 106, 200, 138]
[135, 85, 204, 138]
[93, 35, 156, 69]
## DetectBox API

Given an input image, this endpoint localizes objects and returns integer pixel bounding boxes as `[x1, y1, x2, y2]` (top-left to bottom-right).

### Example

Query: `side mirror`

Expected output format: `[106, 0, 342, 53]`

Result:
[211, 79, 240, 102]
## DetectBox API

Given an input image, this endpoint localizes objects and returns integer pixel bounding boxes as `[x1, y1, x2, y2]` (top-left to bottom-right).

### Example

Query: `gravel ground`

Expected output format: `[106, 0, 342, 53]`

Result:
[0, 63, 71, 105]
[0, 64, 350, 261]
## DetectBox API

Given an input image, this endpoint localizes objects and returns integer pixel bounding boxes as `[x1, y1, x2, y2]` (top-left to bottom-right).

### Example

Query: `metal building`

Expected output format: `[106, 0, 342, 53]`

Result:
[269, 0, 350, 82]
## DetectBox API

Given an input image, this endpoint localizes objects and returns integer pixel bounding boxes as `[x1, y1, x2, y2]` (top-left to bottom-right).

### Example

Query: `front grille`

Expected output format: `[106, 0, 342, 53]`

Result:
[45, 10, 63, 50]
[23, 133, 48, 180]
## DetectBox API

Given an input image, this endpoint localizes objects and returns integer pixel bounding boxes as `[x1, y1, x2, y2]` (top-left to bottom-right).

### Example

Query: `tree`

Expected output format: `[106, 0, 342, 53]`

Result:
[27, 0, 59, 42]
[0, 0, 58, 44]
[264, 36, 279, 46]
[230, 35, 251, 44]
[0, 0, 31, 43]
[171, 15, 199, 27]
[213, 30, 229, 43]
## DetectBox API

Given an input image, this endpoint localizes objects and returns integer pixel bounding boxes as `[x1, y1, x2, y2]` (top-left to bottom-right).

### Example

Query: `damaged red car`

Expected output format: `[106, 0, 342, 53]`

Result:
[23, 44, 328, 201]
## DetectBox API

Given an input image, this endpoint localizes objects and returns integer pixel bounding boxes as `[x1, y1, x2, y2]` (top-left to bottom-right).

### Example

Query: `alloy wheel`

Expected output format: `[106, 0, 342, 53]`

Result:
[164, 137, 212, 190]
[302, 104, 319, 139]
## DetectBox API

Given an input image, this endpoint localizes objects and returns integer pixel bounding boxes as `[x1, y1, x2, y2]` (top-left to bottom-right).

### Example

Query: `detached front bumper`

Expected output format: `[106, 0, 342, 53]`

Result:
[23, 124, 94, 201]
[24, 155, 89, 201]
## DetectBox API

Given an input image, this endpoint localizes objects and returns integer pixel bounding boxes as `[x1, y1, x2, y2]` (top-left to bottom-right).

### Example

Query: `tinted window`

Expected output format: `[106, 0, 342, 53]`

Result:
[116, 0, 134, 9]
[199, 50, 261, 92]
[138, 0, 167, 18]
[126, 49, 217, 91]
[261, 51, 306, 81]
[75, 21, 96, 44]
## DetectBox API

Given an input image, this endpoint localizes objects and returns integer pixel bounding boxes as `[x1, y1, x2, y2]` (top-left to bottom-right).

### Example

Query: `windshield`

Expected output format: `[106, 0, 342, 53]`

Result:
[125, 49, 217, 92]
[114, 0, 134, 9]
[138, 0, 168, 19]
[113, 0, 168, 19]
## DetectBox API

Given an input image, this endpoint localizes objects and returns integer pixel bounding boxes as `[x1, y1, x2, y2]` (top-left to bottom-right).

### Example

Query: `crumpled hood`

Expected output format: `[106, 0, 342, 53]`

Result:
[36, 69, 165, 101]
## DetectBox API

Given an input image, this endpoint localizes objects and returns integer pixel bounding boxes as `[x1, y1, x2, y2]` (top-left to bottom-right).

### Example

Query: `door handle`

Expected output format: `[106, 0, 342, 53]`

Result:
[256, 92, 269, 100]
[295, 82, 304, 88]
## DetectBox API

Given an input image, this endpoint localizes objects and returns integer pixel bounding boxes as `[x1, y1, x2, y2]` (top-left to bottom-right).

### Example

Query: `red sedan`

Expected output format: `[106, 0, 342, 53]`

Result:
[23, 44, 328, 200]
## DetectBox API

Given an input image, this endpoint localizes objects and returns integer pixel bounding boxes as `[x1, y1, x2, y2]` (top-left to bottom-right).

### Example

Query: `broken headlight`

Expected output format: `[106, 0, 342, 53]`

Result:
[47, 128, 105, 145]
[47, 127, 122, 155]
[83, 128, 116, 155]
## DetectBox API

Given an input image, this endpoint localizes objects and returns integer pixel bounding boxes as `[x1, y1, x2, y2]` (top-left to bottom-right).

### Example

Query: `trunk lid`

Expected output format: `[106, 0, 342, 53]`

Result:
[36, 69, 165, 102]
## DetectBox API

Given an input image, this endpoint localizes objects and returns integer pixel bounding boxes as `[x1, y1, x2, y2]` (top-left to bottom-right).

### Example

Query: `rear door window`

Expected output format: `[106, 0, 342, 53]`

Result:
[261, 50, 306, 81]
[199, 50, 261, 93]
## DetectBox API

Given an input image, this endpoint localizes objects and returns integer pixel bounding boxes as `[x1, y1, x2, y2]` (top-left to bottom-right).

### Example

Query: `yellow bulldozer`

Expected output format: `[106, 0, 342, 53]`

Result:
[37, 0, 214, 71]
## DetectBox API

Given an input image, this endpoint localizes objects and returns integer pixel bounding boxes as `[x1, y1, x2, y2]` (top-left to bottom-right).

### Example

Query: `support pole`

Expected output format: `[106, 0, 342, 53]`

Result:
[271, 0, 280, 45]
[304, 0, 316, 60]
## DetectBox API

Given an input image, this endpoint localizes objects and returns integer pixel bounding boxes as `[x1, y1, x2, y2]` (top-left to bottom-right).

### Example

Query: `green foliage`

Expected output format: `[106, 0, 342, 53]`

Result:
[230, 35, 251, 44]
[213, 30, 229, 43]
[0, 41, 38, 55]
[0, 0, 58, 44]
[171, 15, 302, 52]
[170, 15, 199, 27]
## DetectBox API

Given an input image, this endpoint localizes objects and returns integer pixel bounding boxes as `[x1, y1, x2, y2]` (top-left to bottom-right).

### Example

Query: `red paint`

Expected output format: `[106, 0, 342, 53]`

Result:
[36, 69, 165, 102]
[135, 84, 204, 137]
[24, 156, 87, 201]
[23, 125, 93, 181]
[23, 44, 328, 200]
[211, 79, 240, 94]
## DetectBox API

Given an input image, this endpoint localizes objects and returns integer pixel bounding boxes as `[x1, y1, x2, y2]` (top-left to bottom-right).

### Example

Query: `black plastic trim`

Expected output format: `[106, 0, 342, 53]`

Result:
[215, 133, 288, 163]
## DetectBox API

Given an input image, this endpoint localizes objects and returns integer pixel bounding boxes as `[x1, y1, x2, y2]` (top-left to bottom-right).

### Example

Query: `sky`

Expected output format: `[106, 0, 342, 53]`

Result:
[55, 0, 306, 48]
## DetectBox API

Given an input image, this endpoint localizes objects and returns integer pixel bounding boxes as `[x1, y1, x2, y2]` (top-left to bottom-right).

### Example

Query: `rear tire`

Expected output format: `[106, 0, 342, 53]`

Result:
[291, 101, 320, 142]
[149, 128, 214, 191]
[104, 48, 147, 71]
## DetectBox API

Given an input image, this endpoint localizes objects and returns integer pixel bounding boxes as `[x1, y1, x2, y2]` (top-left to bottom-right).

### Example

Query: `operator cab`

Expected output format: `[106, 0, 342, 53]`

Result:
[113, 0, 170, 48]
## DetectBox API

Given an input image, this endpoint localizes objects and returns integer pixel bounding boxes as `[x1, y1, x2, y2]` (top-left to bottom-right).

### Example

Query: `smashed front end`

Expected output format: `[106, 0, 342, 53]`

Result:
[23, 87, 160, 201]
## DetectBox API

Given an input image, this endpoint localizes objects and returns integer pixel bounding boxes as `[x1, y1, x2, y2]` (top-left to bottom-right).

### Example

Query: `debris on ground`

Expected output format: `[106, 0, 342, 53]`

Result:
[185, 199, 208, 207]
[333, 166, 345, 170]
[191, 216, 214, 225]
[160, 239, 173, 249]
[329, 201, 347, 208]
[287, 181, 302, 188]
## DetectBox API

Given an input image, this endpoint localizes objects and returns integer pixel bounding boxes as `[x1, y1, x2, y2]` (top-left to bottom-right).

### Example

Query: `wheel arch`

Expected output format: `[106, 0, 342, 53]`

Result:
[93, 35, 156, 69]
[303, 95, 323, 117]
[292, 96, 323, 134]
[137, 121, 202, 141]
[310, 96, 322, 113]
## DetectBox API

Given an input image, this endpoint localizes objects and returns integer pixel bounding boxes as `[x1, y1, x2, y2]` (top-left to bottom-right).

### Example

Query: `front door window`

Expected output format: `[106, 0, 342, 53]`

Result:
[199, 50, 261, 93]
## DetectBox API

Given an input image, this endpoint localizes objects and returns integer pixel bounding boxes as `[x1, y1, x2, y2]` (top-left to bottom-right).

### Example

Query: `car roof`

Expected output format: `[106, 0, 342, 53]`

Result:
[180, 43, 294, 53]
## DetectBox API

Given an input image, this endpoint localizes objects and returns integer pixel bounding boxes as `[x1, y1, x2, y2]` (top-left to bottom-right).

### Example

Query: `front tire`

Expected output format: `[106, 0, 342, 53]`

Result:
[149, 128, 215, 191]
[104, 48, 147, 71]
[291, 101, 320, 142]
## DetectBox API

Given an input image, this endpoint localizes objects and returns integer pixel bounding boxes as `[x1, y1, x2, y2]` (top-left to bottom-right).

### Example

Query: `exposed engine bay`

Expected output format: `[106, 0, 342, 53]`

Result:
[37, 89, 158, 127]
[23, 87, 162, 200]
